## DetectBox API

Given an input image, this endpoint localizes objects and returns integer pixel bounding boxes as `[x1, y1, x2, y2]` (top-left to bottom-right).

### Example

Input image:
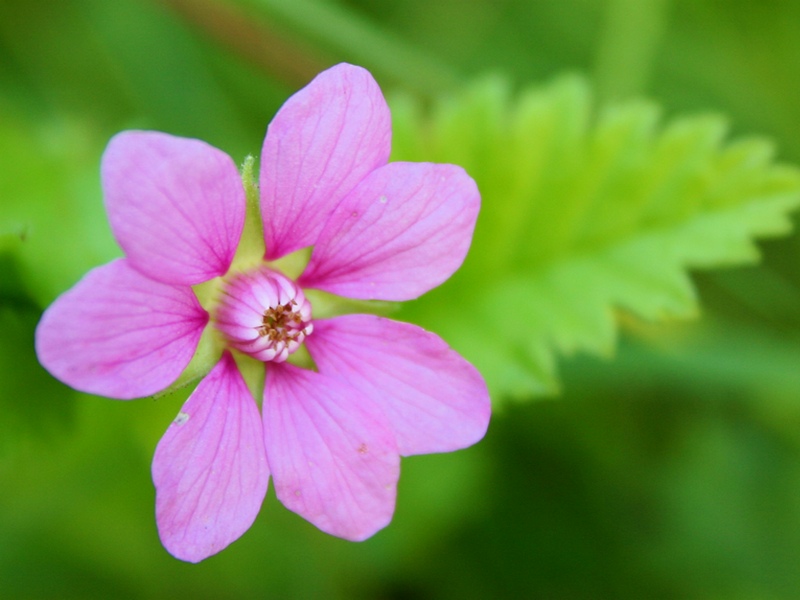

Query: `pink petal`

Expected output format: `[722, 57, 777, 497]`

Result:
[299, 162, 480, 301]
[263, 363, 400, 541]
[152, 353, 270, 563]
[306, 315, 491, 456]
[35, 259, 208, 400]
[260, 63, 391, 259]
[102, 131, 245, 285]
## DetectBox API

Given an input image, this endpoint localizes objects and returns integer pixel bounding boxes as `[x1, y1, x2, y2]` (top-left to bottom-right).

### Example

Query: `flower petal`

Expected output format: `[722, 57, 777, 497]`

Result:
[263, 363, 400, 541]
[102, 131, 245, 285]
[299, 162, 480, 300]
[152, 353, 270, 563]
[260, 63, 391, 260]
[35, 259, 208, 399]
[306, 315, 491, 456]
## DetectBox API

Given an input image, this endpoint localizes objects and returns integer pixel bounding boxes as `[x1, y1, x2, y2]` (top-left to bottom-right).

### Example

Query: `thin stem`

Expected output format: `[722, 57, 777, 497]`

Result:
[593, 0, 671, 102]
[162, 0, 461, 96]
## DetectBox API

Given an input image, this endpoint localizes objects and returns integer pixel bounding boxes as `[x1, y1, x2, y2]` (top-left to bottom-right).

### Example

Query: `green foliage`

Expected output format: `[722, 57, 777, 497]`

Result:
[0, 107, 118, 308]
[2, 0, 800, 598]
[391, 76, 800, 400]
[0, 257, 77, 456]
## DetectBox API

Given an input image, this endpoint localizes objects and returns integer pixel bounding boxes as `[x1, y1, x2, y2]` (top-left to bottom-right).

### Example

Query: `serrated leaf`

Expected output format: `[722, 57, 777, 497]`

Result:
[389, 76, 800, 401]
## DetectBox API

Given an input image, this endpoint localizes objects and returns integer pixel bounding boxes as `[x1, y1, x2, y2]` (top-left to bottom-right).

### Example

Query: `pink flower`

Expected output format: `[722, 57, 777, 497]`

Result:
[35, 63, 490, 562]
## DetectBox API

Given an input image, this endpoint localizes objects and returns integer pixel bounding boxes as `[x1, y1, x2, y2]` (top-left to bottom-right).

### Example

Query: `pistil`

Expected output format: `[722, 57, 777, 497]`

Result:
[214, 267, 313, 363]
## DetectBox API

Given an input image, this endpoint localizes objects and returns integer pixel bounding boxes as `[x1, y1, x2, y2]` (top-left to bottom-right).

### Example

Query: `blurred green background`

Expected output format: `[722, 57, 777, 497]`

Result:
[4, 0, 800, 598]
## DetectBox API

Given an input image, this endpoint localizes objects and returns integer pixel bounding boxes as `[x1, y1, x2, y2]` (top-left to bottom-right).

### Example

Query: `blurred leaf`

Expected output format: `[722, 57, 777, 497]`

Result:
[0, 0, 256, 151]
[0, 103, 119, 307]
[0, 256, 77, 455]
[390, 76, 800, 401]
[0, 307, 77, 454]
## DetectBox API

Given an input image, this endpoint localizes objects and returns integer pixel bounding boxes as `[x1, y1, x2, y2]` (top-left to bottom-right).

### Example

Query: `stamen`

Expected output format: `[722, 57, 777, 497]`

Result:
[214, 267, 313, 363]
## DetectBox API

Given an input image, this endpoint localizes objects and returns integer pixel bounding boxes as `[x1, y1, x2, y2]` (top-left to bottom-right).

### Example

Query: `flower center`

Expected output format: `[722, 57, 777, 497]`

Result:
[214, 266, 313, 363]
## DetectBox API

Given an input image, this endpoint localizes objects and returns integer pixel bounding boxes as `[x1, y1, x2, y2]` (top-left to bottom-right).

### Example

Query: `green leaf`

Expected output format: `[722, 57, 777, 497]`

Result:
[0, 102, 120, 307]
[0, 256, 77, 455]
[390, 76, 800, 401]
